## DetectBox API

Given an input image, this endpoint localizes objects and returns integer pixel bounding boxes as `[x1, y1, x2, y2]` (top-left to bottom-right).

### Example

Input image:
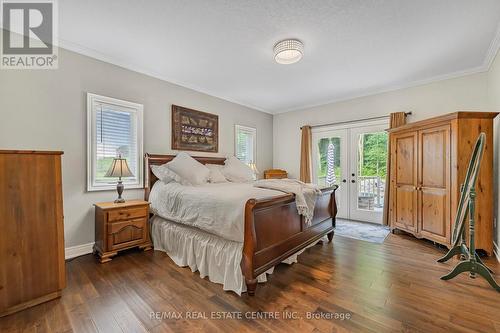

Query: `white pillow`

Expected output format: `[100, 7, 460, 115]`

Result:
[206, 164, 228, 183]
[167, 152, 210, 185]
[222, 156, 254, 183]
[151, 164, 184, 184]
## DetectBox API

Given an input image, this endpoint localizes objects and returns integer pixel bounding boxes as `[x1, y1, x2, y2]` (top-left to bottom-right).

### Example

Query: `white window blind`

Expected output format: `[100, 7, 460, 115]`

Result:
[87, 93, 143, 191]
[235, 125, 256, 164]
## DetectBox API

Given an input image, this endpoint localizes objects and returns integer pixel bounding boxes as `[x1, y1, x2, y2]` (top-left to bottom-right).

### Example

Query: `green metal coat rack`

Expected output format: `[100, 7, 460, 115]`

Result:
[437, 132, 500, 292]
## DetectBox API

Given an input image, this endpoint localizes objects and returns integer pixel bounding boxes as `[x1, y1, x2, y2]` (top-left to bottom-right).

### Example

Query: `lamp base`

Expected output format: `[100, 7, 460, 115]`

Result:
[115, 180, 125, 203]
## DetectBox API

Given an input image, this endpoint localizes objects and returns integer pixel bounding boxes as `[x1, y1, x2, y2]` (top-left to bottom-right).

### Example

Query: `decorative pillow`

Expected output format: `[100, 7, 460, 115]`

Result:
[222, 156, 254, 183]
[206, 164, 228, 183]
[151, 164, 184, 184]
[166, 152, 210, 185]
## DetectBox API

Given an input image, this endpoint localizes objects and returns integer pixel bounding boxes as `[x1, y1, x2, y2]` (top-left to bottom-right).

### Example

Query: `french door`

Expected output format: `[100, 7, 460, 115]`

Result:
[312, 129, 349, 218]
[312, 120, 389, 224]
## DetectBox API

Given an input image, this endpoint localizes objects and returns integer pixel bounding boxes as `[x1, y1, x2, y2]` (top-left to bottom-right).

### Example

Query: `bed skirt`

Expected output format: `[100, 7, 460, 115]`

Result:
[150, 215, 320, 295]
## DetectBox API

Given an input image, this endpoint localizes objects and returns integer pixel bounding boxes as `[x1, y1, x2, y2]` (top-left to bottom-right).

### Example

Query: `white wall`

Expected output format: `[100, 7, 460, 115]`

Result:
[0, 48, 273, 248]
[273, 72, 489, 178]
[488, 50, 500, 257]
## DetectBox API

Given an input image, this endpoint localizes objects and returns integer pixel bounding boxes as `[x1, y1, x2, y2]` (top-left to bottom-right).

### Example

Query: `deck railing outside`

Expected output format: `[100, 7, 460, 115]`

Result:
[318, 175, 385, 211]
[358, 176, 385, 209]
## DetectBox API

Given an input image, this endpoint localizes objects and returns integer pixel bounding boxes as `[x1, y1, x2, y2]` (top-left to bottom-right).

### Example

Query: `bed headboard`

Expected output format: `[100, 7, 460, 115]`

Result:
[144, 153, 226, 201]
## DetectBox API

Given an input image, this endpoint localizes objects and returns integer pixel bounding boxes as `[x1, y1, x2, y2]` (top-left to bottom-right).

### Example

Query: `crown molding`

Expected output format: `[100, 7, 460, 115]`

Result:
[483, 22, 500, 70]
[59, 22, 500, 116]
[273, 65, 488, 114]
[275, 24, 500, 114]
[58, 39, 271, 114]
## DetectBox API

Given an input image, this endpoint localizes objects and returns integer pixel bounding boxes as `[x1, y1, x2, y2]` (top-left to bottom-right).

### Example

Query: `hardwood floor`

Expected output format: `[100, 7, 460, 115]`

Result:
[1, 232, 499, 332]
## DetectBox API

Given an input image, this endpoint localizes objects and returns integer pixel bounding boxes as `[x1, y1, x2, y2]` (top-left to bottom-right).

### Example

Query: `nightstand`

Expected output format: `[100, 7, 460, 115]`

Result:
[93, 200, 152, 263]
[263, 169, 288, 179]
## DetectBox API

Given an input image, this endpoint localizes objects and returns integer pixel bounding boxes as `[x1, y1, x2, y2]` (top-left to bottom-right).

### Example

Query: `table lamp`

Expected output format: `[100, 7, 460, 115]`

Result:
[248, 162, 259, 180]
[105, 155, 134, 203]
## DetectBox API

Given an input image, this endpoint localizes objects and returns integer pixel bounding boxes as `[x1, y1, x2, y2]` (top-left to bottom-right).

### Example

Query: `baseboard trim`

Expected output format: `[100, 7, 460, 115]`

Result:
[65, 242, 95, 260]
[494, 242, 500, 263]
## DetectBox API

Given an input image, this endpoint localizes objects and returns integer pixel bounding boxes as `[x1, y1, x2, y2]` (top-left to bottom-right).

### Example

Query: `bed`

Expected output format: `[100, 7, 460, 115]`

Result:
[144, 154, 338, 295]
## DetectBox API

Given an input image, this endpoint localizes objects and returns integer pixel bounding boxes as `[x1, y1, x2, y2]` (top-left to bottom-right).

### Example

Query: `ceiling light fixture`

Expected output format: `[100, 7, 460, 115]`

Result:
[273, 39, 304, 65]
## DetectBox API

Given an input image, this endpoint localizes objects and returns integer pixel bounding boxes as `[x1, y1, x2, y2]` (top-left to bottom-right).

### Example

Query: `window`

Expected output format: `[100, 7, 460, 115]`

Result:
[235, 125, 256, 164]
[87, 93, 143, 191]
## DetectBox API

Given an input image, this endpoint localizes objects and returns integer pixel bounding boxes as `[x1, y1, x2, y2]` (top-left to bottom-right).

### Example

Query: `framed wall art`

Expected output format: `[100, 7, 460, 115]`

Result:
[171, 105, 218, 152]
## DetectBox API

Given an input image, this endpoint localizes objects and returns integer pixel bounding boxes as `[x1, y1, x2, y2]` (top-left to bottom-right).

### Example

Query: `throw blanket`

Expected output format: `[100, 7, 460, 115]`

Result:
[253, 179, 321, 225]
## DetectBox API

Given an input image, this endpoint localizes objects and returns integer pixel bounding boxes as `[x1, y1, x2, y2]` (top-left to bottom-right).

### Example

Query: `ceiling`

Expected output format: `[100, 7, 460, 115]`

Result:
[59, 1, 500, 114]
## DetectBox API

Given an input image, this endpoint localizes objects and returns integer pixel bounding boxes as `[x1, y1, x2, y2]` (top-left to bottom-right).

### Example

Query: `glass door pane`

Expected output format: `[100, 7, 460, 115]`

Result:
[357, 132, 387, 211]
[312, 129, 349, 219]
[349, 124, 388, 224]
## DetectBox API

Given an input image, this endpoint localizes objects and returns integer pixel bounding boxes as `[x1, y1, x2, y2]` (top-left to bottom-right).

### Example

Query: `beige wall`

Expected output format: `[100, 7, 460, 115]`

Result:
[0, 48, 273, 248]
[488, 50, 500, 255]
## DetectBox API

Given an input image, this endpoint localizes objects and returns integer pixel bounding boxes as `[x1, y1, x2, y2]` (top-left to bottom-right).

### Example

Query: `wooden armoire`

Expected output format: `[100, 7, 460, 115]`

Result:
[0, 150, 65, 317]
[388, 112, 497, 255]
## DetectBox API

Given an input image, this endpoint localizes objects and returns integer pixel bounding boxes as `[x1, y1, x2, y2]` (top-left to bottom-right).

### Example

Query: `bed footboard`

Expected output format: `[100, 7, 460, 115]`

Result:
[240, 185, 338, 295]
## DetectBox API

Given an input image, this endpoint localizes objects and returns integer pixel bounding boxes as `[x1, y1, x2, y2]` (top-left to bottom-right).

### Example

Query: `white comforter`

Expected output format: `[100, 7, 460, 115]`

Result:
[149, 182, 285, 242]
[253, 179, 321, 225]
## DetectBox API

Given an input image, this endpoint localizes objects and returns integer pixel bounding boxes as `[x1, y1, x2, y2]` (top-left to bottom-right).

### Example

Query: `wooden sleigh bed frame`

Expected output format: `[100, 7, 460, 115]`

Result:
[144, 154, 338, 295]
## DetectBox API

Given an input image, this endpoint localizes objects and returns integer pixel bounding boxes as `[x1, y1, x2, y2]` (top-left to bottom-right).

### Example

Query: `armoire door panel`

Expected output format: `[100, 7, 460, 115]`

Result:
[395, 136, 415, 185]
[418, 125, 451, 244]
[391, 132, 418, 233]
[394, 186, 417, 232]
[420, 128, 448, 188]
[419, 190, 448, 243]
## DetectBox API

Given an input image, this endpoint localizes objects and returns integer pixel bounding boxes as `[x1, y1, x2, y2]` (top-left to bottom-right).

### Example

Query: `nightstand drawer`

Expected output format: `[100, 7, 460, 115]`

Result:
[107, 218, 147, 251]
[107, 207, 148, 222]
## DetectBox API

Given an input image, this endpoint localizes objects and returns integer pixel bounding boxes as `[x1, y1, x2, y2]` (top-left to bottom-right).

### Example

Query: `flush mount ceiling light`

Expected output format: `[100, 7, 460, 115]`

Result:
[273, 39, 304, 64]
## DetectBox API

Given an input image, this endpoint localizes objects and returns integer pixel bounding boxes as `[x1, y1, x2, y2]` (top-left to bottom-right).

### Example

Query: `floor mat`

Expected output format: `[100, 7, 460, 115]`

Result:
[335, 219, 390, 243]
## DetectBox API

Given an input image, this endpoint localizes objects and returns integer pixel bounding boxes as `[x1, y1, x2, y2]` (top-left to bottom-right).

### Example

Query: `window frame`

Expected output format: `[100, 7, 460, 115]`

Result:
[234, 124, 257, 164]
[86, 93, 144, 192]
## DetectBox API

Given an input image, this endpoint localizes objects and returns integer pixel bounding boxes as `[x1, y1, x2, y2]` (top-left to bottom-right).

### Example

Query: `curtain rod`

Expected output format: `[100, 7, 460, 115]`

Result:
[300, 112, 412, 130]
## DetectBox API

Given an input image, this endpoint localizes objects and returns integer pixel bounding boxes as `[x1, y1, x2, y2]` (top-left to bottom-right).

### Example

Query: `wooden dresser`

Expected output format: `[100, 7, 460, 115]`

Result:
[94, 200, 152, 263]
[0, 150, 65, 317]
[388, 112, 498, 255]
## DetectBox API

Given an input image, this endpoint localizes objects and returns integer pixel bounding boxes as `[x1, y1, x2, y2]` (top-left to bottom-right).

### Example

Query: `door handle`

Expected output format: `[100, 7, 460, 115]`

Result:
[342, 179, 347, 183]
[351, 180, 355, 183]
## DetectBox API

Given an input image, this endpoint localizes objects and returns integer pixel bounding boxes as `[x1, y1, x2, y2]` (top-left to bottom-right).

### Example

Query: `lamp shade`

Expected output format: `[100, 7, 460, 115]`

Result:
[248, 162, 259, 174]
[105, 156, 134, 178]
